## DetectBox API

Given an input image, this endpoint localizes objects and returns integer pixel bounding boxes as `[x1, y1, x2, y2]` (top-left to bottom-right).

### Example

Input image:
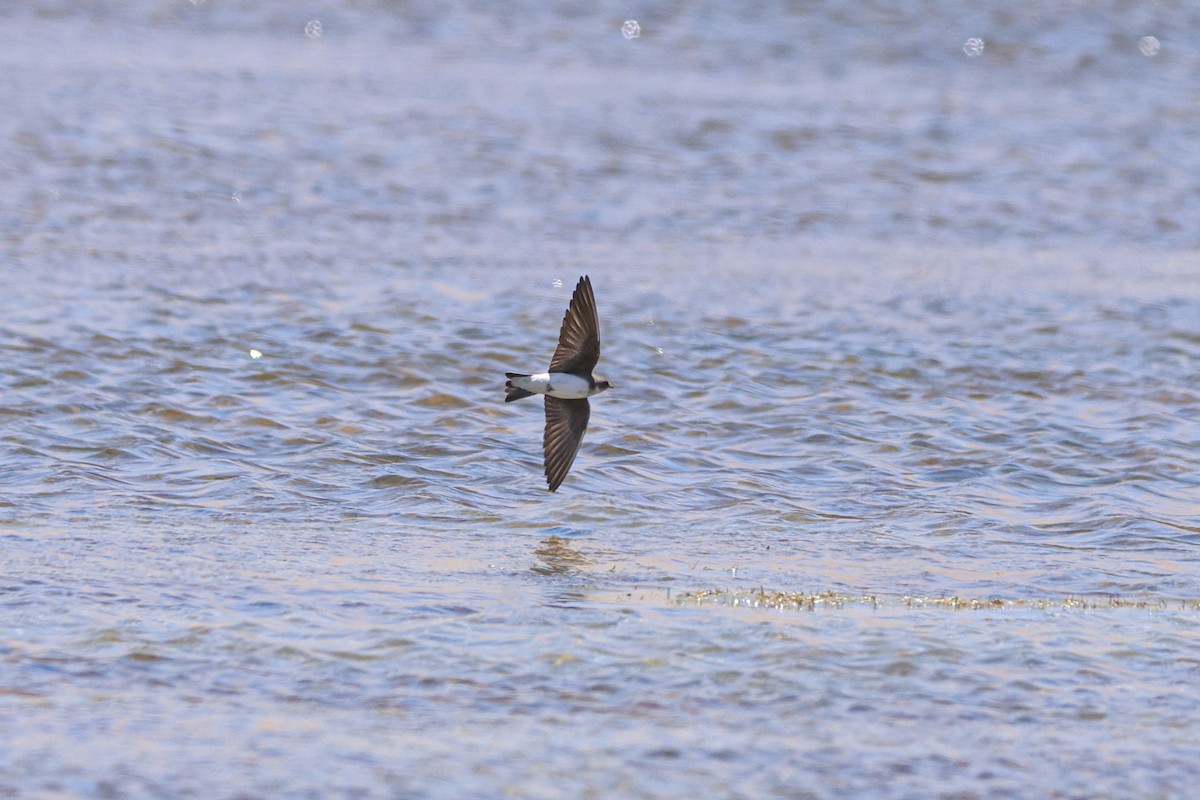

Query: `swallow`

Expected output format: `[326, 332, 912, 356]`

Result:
[505, 275, 612, 491]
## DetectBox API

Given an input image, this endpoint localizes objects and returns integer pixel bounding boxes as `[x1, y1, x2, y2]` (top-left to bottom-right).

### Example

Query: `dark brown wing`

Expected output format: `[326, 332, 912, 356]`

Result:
[543, 396, 590, 492]
[548, 275, 600, 374]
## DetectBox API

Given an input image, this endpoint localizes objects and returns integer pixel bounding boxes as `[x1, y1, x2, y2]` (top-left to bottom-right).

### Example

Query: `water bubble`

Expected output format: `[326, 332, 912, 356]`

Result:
[1138, 35, 1161, 57]
[622, 20, 641, 40]
[249, 349, 263, 360]
[304, 20, 322, 39]
[962, 37, 985, 57]
[552, 278, 563, 289]
[230, 191, 242, 203]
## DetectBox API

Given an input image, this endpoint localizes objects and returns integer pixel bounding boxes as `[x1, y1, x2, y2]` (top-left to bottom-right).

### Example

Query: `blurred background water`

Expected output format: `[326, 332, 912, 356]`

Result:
[2, 1, 1199, 798]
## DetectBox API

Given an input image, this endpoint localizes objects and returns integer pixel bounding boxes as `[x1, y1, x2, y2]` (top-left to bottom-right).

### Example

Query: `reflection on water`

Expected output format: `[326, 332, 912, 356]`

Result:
[3, 0, 1200, 797]
[531, 536, 593, 576]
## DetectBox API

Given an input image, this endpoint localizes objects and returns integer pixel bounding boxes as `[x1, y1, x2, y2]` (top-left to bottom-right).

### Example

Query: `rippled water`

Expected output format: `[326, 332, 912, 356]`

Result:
[4, 2, 1200, 798]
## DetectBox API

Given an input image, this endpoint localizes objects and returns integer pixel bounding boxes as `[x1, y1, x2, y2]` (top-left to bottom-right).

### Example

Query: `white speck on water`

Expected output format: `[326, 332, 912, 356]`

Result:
[231, 191, 241, 203]
[654, 347, 664, 355]
[552, 278, 563, 289]
[1138, 35, 1161, 57]
[622, 20, 641, 40]
[249, 349, 263, 359]
[305, 20, 322, 39]
[963, 37, 985, 57]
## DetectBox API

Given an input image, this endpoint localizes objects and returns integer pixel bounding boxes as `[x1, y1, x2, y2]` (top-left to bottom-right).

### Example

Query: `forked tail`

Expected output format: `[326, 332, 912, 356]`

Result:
[504, 373, 535, 402]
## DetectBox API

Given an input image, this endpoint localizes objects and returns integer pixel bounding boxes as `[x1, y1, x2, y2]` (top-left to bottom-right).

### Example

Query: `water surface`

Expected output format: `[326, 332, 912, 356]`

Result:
[3, 2, 1199, 798]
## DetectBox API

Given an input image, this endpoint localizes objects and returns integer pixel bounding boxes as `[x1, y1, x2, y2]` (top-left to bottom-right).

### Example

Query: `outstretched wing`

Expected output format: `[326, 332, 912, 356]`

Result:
[543, 396, 590, 492]
[548, 275, 600, 374]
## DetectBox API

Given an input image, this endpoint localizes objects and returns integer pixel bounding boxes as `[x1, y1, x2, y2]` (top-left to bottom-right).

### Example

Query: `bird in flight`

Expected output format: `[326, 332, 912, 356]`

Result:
[505, 275, 613, 492]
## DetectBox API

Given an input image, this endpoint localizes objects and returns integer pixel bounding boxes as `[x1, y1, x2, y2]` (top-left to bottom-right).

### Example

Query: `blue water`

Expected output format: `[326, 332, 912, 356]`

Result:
[3, 2, 1199, 797]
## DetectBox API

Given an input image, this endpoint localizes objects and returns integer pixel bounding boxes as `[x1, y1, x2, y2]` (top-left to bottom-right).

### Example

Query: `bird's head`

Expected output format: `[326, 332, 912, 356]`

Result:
[595, 377, 613, 393]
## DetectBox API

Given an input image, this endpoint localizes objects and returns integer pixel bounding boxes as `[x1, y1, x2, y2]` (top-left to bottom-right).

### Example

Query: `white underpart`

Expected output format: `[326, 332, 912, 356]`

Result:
[511, 372, 595, 399]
